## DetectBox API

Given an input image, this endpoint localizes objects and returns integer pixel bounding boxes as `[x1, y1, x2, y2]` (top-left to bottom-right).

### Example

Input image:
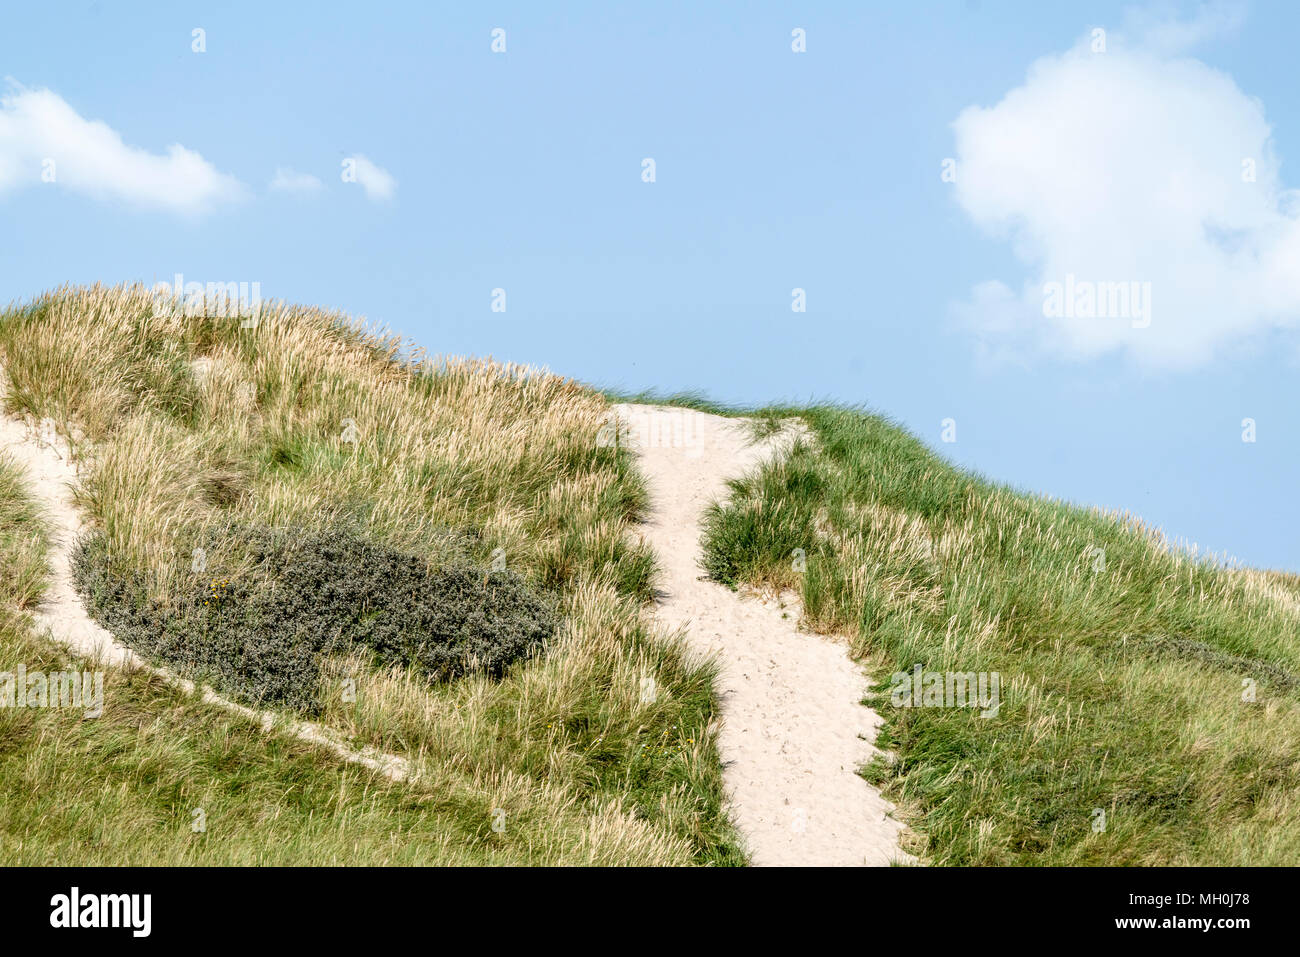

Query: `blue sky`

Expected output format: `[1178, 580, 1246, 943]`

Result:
[2, 1, 1298, 570]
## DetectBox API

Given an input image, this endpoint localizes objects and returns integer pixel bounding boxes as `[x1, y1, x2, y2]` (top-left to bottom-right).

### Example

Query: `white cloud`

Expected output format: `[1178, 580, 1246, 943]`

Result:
[269, 167, 323, 193]
[0, 83, 246, 215]
[948, 8, 1300, 368]
[343, 154, 396, 201]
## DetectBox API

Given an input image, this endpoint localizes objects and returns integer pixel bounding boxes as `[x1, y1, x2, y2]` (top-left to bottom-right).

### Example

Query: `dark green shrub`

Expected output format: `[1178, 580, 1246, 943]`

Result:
[72, 525, 558, 713]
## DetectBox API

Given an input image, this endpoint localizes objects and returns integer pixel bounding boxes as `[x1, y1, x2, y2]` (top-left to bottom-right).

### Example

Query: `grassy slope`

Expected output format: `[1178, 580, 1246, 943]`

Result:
[687, 400, 1300, 865]
[0, 285, 743, 865]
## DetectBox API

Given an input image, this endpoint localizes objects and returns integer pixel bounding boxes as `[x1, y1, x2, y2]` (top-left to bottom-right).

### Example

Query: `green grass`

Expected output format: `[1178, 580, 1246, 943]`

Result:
[0, 285, 744, 865]
[698, 402, 1300, 865]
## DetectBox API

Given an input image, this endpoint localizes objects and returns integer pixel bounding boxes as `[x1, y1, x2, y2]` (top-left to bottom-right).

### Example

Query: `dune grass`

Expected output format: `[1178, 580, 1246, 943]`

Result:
[698, 402, 1300, 865]
[12, 286, 1291, 866]
[0, 284, 743, 865]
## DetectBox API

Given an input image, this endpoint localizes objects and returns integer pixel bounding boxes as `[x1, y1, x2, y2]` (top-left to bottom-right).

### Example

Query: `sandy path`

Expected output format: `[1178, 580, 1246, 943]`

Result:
[616, 403, 912, 866]
[0, 371, 410, 781]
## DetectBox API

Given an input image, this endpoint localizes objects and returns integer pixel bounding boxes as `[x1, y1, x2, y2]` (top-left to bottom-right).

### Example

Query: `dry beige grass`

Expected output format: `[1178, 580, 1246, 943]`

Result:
[0, 283, 742, 865]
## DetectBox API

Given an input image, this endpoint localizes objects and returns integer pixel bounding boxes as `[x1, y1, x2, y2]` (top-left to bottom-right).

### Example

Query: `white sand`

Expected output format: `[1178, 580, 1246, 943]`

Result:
[0, 369, 410, 781]
[616, 403, 913, 866]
